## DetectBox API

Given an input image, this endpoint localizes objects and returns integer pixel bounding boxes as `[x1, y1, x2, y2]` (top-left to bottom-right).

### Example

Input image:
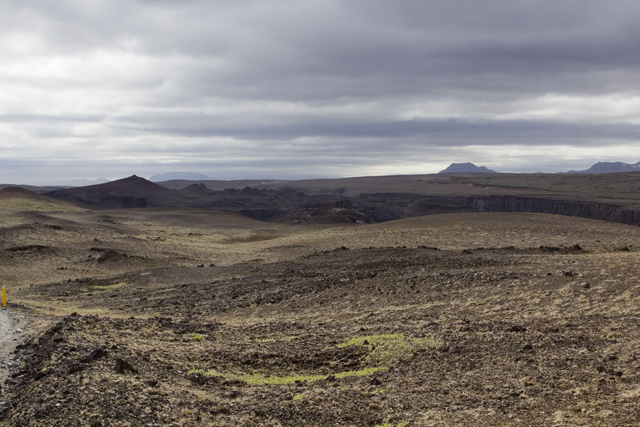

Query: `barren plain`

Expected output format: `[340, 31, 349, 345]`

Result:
[1, 186, 640, 426]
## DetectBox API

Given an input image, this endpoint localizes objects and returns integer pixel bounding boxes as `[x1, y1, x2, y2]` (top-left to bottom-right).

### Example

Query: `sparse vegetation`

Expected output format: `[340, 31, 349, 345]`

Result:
[3, 199, 640, 426]
[0, 199, 83, 212]
[339, 334, 441, 364]
[82, 282, 126, 293]
[255, 336, 296, 343]
[188, 366, 386, 385]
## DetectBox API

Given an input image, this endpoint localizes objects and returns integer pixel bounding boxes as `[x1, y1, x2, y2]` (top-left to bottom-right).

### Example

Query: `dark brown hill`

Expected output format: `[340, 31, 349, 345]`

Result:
[44, 176, 351, 218]
[179, 183, 214, 196]
[0, 186, 46, 200]
[45, 175, 178, 209]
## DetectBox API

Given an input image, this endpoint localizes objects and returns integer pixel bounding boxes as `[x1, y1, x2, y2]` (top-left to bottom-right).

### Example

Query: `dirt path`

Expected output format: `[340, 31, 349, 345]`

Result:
[0, 309, 29, 392]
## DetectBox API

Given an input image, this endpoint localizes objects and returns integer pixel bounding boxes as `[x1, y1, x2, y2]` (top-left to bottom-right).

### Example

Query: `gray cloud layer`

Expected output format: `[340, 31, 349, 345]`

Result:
[2, 0, 640, 183]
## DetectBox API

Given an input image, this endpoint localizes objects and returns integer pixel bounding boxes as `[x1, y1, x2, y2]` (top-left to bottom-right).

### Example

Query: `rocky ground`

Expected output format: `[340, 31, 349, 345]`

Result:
[1, 208, 640, 426]
[0, 310, 32, 388]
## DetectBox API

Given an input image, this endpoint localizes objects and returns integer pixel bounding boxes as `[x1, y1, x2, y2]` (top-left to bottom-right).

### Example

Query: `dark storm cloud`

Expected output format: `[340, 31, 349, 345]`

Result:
[1, 0, 640, 183]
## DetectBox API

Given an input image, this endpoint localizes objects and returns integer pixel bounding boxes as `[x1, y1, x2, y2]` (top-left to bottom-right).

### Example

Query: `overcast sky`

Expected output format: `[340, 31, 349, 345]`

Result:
[2, 0, 640, 184]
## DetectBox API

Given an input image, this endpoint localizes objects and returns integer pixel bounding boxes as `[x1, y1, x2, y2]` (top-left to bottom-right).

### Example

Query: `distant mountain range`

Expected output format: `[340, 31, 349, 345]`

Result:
[566, 161, 640, 174]
[149, 172, 211, 182]
[438, 162, 497, 174]
[19, 161, 640, 191]
[436, 160, 640, 174]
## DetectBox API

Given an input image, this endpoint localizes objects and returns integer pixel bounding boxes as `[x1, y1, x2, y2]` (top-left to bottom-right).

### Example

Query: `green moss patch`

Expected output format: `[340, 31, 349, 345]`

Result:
[338, 334, 440, 364]
[81, 282, 127, 294]
[189, 366, 386, 386]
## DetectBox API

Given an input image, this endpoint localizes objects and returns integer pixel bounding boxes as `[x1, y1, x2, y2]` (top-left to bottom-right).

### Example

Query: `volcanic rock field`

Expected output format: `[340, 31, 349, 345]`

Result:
[1, 175, 640, 426]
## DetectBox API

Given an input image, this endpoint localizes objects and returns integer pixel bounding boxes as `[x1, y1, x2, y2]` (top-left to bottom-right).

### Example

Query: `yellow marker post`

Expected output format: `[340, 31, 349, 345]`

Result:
[2, 287, 6, 308]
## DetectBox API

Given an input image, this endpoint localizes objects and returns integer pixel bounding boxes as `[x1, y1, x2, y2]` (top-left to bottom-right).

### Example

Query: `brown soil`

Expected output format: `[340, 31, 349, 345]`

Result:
[1, 207, 640, 426]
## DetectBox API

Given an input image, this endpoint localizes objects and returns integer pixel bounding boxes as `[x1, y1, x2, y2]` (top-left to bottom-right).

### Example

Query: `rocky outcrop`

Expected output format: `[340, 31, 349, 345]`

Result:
[350, 193, 640, 225]
[179, 183, 214, 196]
[467, 196, 640, 225]
[279, 199, 370, 224]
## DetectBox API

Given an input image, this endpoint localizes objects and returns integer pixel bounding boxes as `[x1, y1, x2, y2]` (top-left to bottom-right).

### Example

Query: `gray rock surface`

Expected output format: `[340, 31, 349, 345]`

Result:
[0, 310, 29, 391]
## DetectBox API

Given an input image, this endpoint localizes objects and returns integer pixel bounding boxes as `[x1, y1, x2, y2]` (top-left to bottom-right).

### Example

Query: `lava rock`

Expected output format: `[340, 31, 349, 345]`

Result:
[68, 364, 85, 374]
[89, 348, 108, 360]
[370, 377, 382, 386]
[114, 358, 137, 374]
[188, 373, 206, 386]
[33, 371, 49, 381]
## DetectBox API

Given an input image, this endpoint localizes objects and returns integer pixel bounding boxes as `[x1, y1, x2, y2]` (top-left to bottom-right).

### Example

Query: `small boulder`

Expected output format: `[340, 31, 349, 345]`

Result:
[114, 358, 137, 374]
[369, 377, 382, 386]
[34, 370, 49, 381]
[68, 364, 85, 374]
[89, 348, 108, 360]
[188, 372, 206, 386]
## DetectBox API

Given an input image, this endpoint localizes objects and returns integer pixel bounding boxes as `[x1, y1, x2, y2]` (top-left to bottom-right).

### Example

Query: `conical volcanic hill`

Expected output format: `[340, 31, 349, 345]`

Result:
[46, 175, 178, 209]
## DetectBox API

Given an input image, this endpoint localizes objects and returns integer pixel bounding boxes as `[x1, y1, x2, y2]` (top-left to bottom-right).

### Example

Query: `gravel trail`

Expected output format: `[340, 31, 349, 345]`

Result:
[0, 309, 28, 392]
